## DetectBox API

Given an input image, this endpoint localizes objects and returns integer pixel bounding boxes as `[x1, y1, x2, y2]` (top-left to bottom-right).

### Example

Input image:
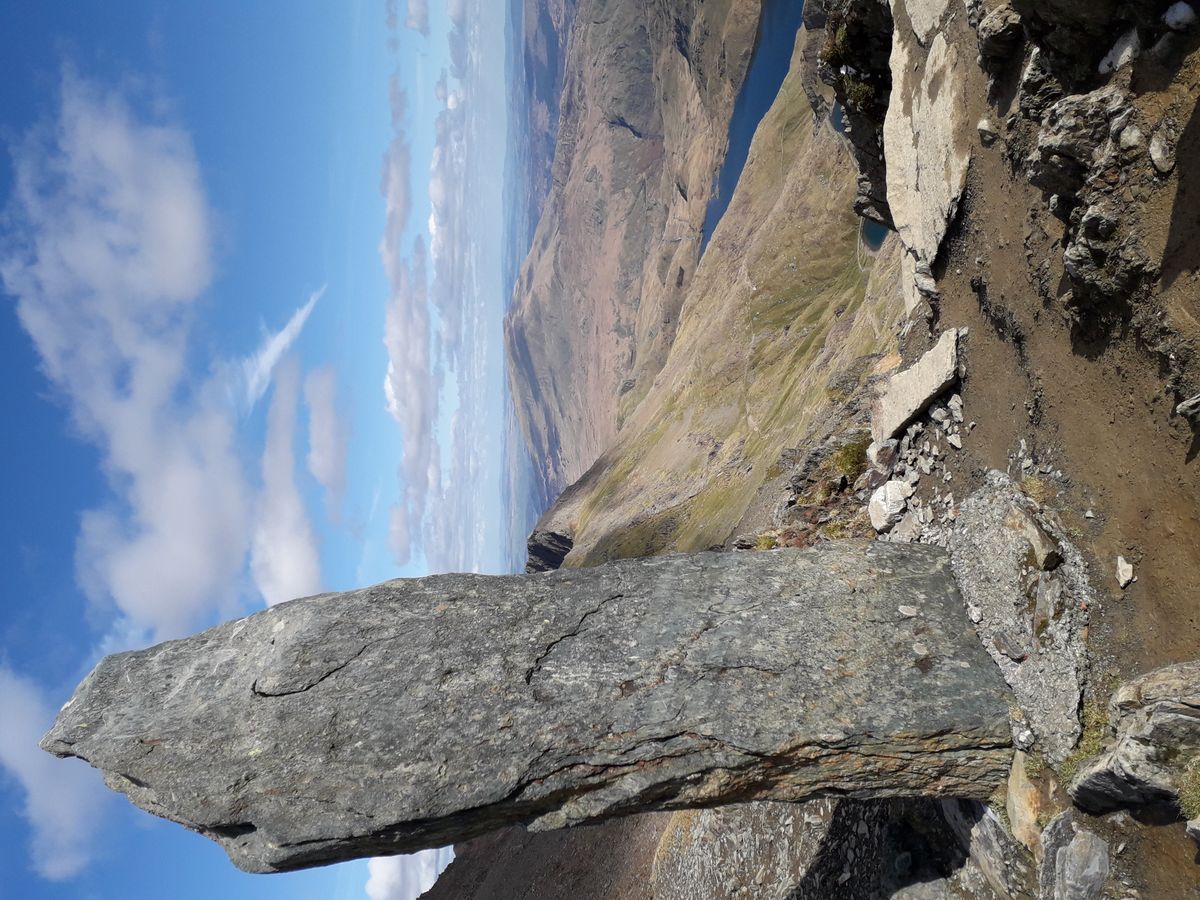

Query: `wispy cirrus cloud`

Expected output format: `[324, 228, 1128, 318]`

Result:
[0, 666, 109, 880]
[236, 288, 322, 412]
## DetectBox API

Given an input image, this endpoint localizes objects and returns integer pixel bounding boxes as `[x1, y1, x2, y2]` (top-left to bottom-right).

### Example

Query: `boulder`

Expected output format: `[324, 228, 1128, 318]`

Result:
[1069, 659, 1200, 813]
[42, 544, 1015, 874]
[1038, 811, 1110, 900]
[870, 480, 914, 531]
[871, 330, 959, 443]
[976, 4, 1025, 73]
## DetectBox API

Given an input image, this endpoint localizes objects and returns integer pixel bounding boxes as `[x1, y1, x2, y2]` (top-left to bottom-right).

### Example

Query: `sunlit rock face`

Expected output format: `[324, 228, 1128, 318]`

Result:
[43, 542, 1012, 874]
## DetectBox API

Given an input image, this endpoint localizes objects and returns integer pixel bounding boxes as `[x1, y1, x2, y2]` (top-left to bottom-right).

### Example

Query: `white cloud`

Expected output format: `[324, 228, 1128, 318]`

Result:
[406, 0, 430, 35]
[304, 366, 349, 519]
[0, 667, 109, 880]
[251, 356, 322, 607]
[365, 849, 454, 900]
[1, 72, 254, 643]
[237, 288, 322, 412]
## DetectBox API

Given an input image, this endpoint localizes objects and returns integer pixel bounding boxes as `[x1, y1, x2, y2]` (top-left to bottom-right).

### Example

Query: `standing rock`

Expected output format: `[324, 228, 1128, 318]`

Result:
[1039, 811, 1109, 900]
[871, 330, 959, 443]
[884, 8, 973, 312]
[1007, 751, 1048, 858]
[40, 545, 1015, 874]
[1070, 659, 1200, 813]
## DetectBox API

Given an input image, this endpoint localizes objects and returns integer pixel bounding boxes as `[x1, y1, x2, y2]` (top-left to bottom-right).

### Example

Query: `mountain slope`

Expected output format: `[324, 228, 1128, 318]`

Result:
[504, 0, 761, 500]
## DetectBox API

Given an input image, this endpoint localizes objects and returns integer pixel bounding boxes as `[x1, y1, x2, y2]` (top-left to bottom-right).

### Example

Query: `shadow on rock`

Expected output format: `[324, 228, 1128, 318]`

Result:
[784, 799, 981, 900]
[1163, 93, 1200, 290]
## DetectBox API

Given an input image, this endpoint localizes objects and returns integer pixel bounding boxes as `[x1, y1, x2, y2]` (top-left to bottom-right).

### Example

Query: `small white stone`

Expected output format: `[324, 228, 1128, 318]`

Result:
[1099, 28, 1140, 74]
[947, 433, 963, 450]
[1085, 509, 1096, 519]
[898, 605, 919, 618]
[1117, 556, 1135, 589]
[913, 643, 929, 656]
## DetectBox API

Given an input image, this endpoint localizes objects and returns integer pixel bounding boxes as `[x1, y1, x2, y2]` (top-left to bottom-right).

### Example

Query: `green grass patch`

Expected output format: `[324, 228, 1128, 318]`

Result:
[1179, 758, 1200, 819]
[1057, 694, 1110, 786]
[831, 435, 872, 480]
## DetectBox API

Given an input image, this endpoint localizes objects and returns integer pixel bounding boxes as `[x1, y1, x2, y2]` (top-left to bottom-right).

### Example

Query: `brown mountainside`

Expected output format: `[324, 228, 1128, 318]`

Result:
[504, 0, 761, 499]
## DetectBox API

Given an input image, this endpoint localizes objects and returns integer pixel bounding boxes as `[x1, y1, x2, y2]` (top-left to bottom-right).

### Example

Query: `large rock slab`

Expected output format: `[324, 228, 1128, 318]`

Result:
[42, 543, 1013, 874]
[871, 329, 959, 444]
[884, 2, 974, 312]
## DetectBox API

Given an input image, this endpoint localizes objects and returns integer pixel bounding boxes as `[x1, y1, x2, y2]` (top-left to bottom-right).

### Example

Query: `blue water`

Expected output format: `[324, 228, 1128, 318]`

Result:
[700, 0, 806, 253]
[863, 220, 888, 250]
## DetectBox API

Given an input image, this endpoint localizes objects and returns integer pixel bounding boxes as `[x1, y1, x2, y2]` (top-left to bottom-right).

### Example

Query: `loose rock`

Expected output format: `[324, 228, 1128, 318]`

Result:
[1150, 130, 1176, 174]
[871, 330, 959, 443]
[870, 480, 914, 532]
[1116, 556, 1134, 588]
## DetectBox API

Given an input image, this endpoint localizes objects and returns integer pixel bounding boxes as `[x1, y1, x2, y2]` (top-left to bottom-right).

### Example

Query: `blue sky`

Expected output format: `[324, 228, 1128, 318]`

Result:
[0, 1, 513, 897]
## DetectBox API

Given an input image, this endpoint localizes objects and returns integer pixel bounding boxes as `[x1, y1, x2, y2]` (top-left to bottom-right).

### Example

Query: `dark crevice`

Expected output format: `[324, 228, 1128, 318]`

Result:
[525, 594, 624, 684]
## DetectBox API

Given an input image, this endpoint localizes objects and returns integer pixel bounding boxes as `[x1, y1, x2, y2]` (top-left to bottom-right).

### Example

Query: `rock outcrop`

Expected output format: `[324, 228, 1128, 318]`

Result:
[524, 528, 574, 573]
[883, 0, 975, 313]
[43, 543, 1013, 874]
[949, 472, 1094, 763]
[1069, 659, 1200, 813]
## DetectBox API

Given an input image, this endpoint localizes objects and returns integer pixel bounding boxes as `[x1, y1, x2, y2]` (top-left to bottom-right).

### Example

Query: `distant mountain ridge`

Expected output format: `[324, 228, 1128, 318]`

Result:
[504, 0, 762, 503]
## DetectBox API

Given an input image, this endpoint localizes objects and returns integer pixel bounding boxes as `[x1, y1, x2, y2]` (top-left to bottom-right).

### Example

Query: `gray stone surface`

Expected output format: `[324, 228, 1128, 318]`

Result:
[871, 330, 959, 443]
[43, 544, 1014, 874]
[1037, 810, 1109, 900]
[1054, 831, 1110, 900]
[884, 4, 973, 312]
[949, 473, 1094, 762]
[1069, 659, 1200, 813]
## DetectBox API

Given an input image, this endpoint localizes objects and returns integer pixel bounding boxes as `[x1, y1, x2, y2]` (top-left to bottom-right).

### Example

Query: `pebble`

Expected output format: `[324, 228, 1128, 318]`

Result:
[1085, 509, 1096, 519]
[948, 433, 963, 450]
[1117, 556, 1135, 588]
[899, 605, 919, 618]
[912, 643, 928, 656]
[1150, 131, 1176, 174]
